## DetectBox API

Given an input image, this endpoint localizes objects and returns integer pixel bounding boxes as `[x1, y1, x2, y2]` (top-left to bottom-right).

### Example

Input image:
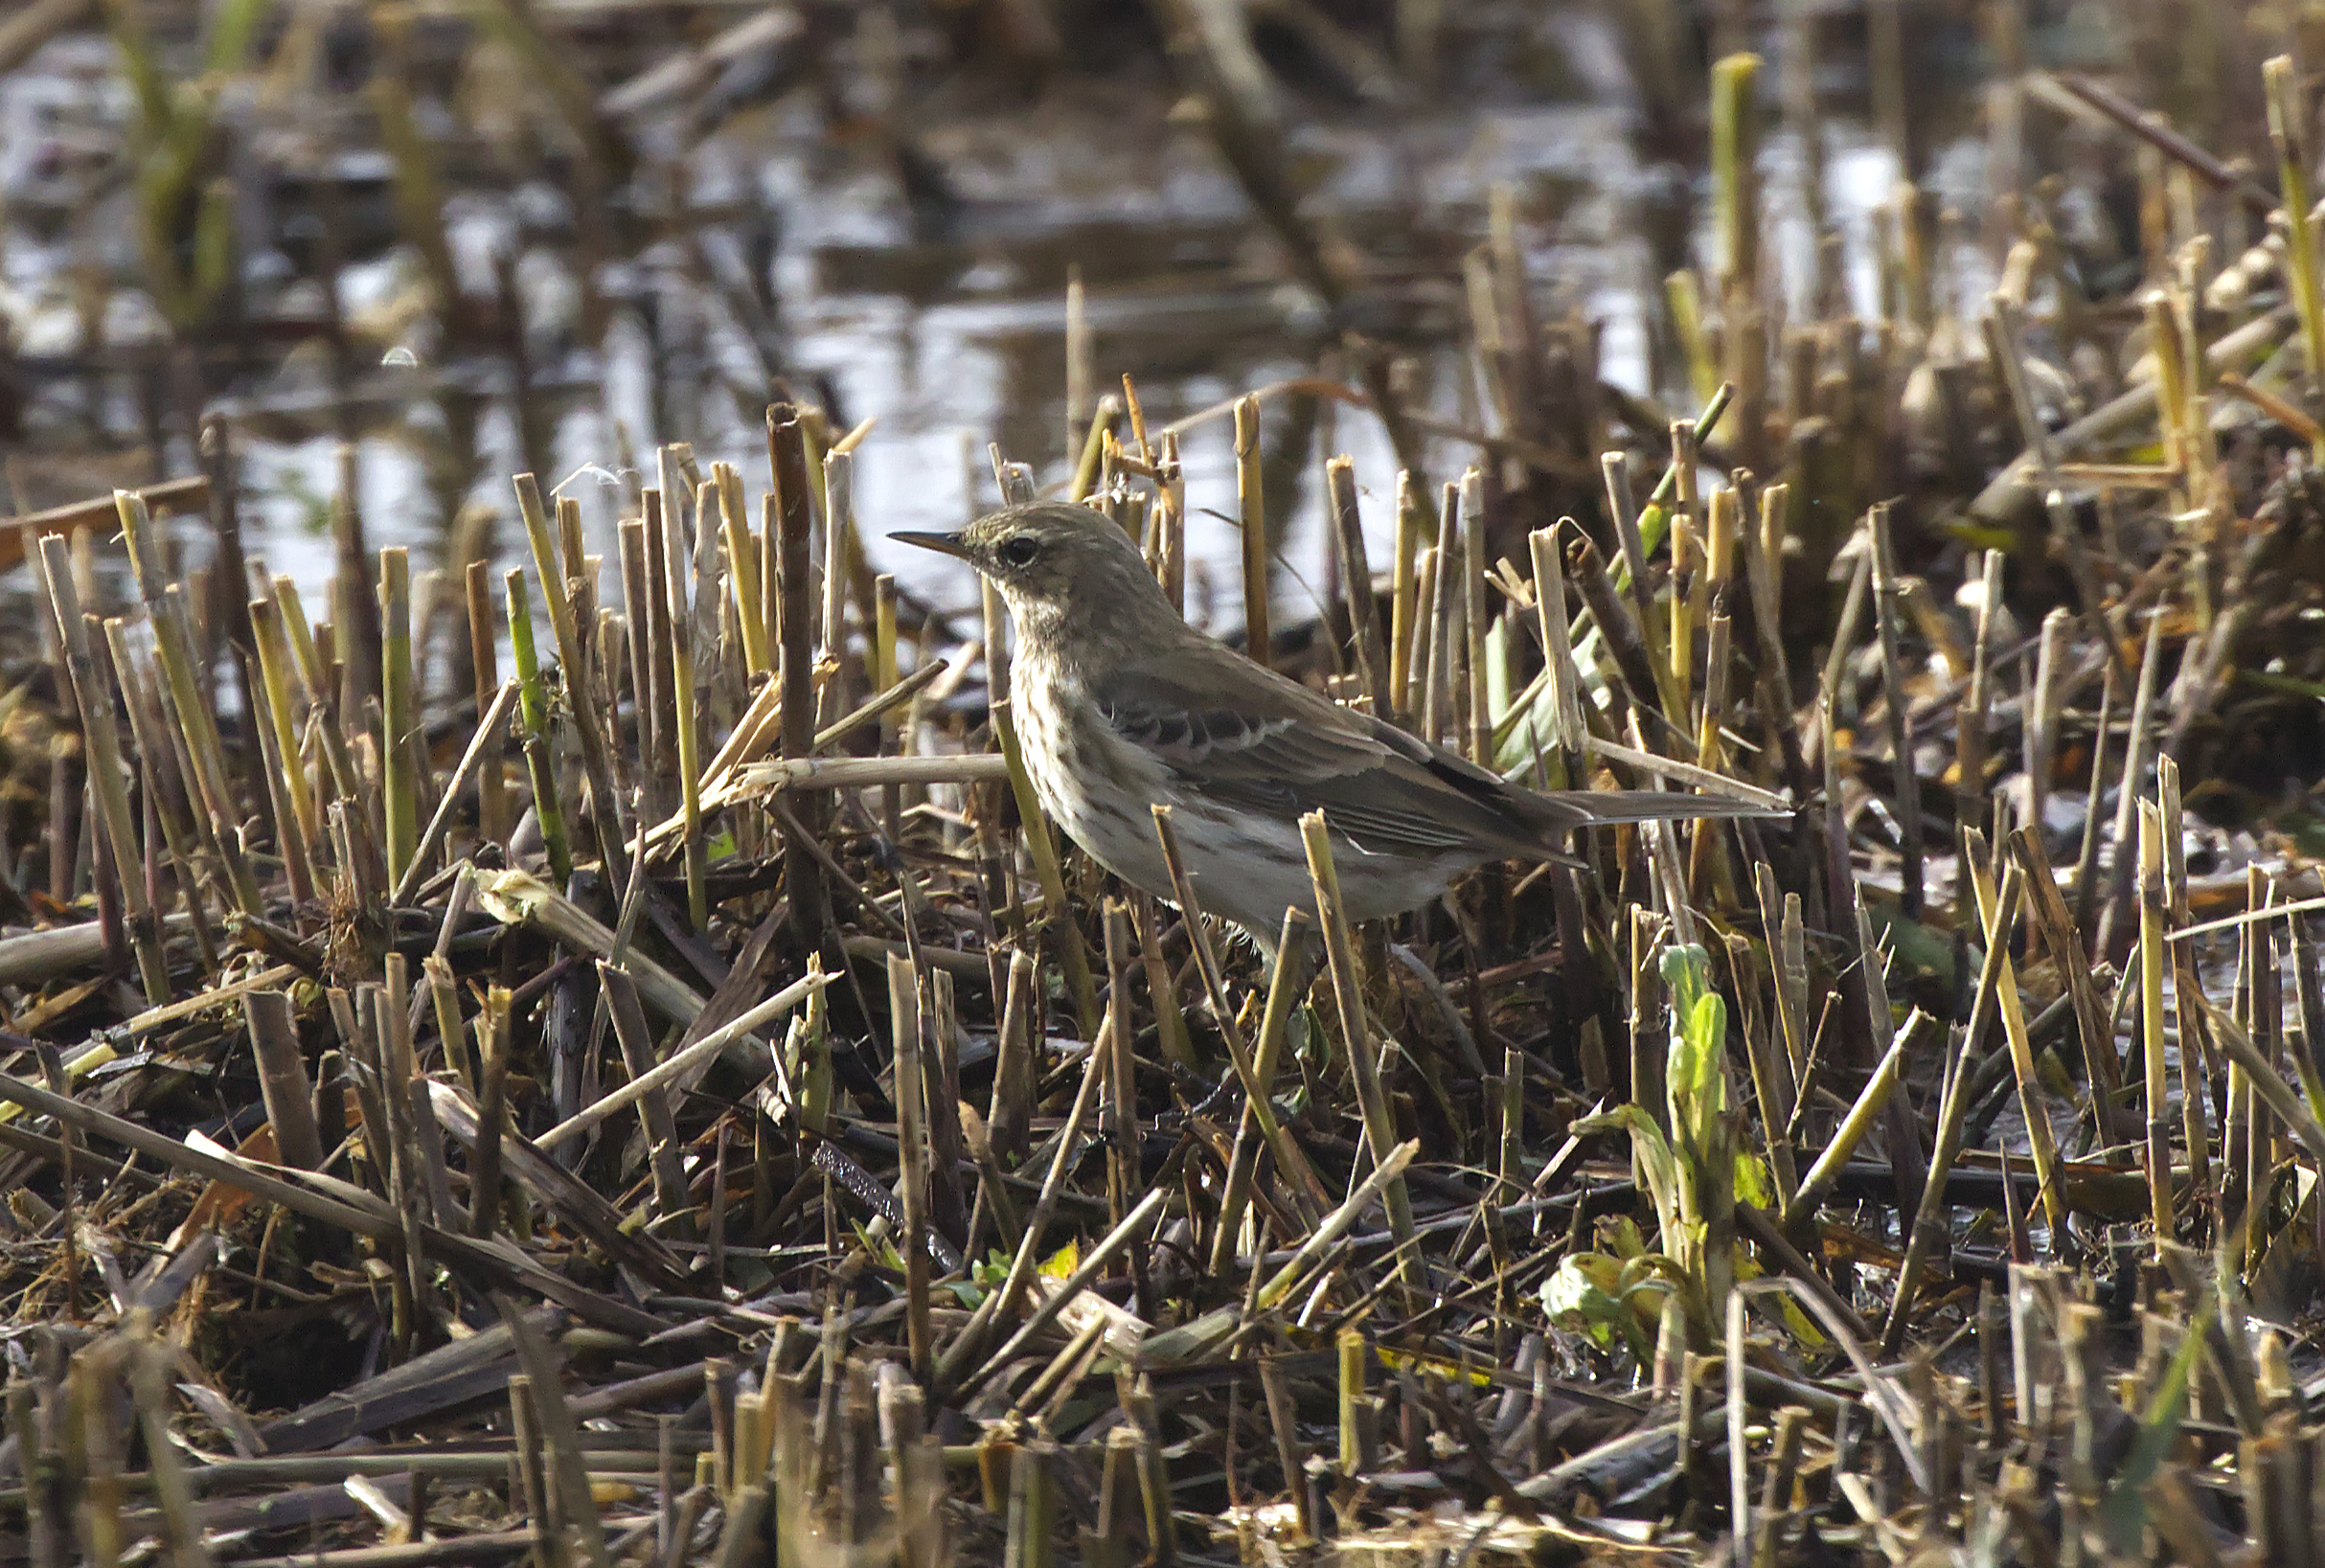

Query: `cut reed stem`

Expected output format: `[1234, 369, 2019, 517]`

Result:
[1301, 811, 1422, 1308]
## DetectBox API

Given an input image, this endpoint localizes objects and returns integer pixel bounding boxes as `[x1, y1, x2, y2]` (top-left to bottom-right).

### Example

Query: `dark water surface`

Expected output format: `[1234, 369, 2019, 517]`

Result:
[0, 5, 1926, 642]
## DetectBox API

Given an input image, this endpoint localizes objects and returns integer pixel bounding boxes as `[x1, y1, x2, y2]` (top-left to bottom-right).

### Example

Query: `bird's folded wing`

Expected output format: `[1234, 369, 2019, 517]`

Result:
[1094, 649, 1792, 858]
[1091, 657, 1547, 856]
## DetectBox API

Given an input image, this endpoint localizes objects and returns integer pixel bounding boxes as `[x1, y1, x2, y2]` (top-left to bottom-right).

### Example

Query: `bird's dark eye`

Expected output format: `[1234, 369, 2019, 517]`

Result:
[997, 535, 1040, 569]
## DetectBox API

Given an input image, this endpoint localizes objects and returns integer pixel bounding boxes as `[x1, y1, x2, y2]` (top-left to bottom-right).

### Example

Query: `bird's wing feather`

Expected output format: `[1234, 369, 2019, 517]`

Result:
[1090, 648, 1557, 857]
[1092, 642, 1791, 858]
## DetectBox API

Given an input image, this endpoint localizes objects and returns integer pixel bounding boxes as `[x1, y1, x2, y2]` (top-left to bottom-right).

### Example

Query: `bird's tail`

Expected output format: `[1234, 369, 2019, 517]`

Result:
[1549, 788, 1794, 828]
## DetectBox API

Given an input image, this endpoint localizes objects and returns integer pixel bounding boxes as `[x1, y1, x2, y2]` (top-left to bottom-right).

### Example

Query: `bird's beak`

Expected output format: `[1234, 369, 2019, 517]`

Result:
[891, 530, 974, 563]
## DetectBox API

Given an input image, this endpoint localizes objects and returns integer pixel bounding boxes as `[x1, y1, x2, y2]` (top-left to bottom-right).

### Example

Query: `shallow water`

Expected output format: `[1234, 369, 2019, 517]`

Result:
[0, 4, 1936, 653]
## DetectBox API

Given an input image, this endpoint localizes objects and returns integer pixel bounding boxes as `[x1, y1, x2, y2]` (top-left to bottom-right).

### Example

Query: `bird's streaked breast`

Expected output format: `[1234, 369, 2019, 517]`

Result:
[1014, 659, 1180, 893]
[1010, 649, 1495, 935]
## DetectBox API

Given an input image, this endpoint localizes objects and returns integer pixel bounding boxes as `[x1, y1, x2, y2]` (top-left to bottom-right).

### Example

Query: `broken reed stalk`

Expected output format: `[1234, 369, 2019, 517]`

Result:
[2070, 657, 2119, 941]
[244, 989, 322, 1170]
[1713, 51, 1763, 466]
[1740, 887, 1799, 1215]
[103, 615, 218, 969]
[127, 1339, 206, 1568]
[1962, 830, 2063, 1235]
[1867, 503, 1923, 917]
[1301, 811, 1422, 1307]
[956, 1186, 1165, 1404]
[1783, 1012, 1924, 1227]
[1102, 901, 1140, 1245]
[1598, 449, 1657, 643]
[471, 984, 510, 1240]
[2267, 56, 2325, 398]
[642, 491, 682, 828]
[2098, 612, 2165, 955]
[506, 568, 575, 886]
[1210, 907, 1320, 1272]
[381, 547, 419, 893]
[1150, 806, 1324, 1229]
[1527, 525, 1584, 762]
[2012, 827, 2124, 1150]
[889, 952, 935, 1386]
[116, 491, 262, 917]
[272, 575, 371, 838]
[391, 678, 518, 905]
[935, 1037, 1107, 1398]
[1003, 1442, 1052, 1568]
[1235, 394, 1269, 668]
[1258, 1355, 1311, 1542]
[1423, 488, 1461, 744]
[820, 446, 854, 724]
[531, 968, 825, 1151]
[35, 536, 167, 1003]
[2024, 605, 2065, 853]
[1666, 421, 1698, 710]
[1460, 466, 1492, 762]
[669, 493, 709, 932]
[249, 593, 324, 873]
[1958, 547, 2002, 831]
[1326, 455, 1389, 712]
[874, 574, 902, 837]
[1337, 1329, 1373, 1477]
[425, 946, 470, 1091]
[769, 405, 832, 951]
[237, 684, 300, 902]
[598, 966, 684, 1226]
[501, 1304, 616, 1568]
[618, 515, 658, 820]
[715, 463, 769, 686]
[1726, 1285, 1751, 1549]
[1406, 545, 1438, 728]
[1883, 864, 2022, 1357]
[2162, 758, 2216, 1217]
[1389, 471, 1425, 719]
[513, 472, 627, 885]
[2139, 800, 2174, 1250]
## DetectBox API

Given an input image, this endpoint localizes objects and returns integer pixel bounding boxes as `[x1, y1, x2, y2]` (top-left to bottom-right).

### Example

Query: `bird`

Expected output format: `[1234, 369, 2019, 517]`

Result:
[894, 502, 1789, 940]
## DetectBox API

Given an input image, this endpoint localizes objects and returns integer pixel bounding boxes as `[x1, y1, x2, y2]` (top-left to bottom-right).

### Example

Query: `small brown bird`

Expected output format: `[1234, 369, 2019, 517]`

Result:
[897, 503, 1787, 939]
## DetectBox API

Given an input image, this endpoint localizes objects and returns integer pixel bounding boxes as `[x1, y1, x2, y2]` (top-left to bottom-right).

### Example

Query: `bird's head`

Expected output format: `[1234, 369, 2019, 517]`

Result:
[894, 503, 1169, 646]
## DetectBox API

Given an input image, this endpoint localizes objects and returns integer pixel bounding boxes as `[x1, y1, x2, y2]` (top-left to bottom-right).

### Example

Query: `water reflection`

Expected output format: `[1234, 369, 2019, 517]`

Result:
[0, 6, 1903, 653]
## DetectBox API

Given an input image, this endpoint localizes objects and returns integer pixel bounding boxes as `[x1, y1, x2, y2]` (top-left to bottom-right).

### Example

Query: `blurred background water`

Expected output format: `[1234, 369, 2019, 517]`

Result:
[0, 0, 2221, 641]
